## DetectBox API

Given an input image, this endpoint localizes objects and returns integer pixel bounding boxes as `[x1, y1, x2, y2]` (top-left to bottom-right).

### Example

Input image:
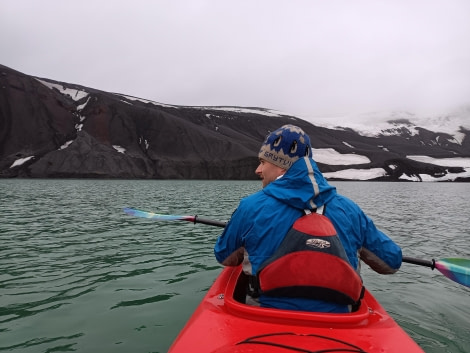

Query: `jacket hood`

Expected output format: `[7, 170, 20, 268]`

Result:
[263, 157, 337, 210]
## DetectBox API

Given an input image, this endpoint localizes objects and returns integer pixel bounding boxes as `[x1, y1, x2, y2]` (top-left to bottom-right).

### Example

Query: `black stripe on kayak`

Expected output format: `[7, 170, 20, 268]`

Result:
[237, 332, 368, 352]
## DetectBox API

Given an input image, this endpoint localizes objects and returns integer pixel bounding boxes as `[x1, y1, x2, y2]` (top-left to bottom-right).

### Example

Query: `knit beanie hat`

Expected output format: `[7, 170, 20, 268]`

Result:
[258, 124, 311, 170]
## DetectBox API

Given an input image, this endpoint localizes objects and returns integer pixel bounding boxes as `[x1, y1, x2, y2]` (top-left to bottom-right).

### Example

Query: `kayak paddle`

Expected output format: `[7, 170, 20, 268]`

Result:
[402, 256, 470, 288]
[123, 207, 469, 288]
[123, 207, 226, 227]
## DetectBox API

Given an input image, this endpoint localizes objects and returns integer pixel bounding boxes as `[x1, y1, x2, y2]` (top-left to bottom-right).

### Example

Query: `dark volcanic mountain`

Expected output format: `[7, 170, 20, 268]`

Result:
[1, 64, 469, 181]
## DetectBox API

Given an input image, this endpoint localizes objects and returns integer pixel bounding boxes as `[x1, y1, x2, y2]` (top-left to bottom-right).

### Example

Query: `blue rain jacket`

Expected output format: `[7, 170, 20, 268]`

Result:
[214, 157, 402, 312]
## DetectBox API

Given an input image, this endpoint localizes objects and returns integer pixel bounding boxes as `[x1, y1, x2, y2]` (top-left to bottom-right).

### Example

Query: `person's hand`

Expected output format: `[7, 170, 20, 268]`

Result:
[222, 247, 245, 266]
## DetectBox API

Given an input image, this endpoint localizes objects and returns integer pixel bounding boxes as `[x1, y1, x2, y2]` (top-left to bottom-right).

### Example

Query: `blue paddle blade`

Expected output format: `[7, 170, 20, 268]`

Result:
[434, 258, 470, 288]
[123, 207, 194, 222]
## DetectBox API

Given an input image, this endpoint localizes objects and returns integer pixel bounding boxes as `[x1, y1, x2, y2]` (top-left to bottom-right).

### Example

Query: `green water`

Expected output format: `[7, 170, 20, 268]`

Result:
[1, 180, 469, 352]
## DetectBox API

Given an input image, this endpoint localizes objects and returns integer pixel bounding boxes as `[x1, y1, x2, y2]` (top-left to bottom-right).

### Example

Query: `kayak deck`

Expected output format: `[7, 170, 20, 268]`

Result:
[169, 265, 424, 352]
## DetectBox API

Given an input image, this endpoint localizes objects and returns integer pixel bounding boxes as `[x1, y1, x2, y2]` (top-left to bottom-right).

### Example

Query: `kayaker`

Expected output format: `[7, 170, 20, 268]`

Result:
[214, 124, 402, 313]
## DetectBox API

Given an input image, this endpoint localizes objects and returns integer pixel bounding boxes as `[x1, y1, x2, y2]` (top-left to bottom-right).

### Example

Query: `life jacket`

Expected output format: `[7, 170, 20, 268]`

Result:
[252, 209, 364, 306]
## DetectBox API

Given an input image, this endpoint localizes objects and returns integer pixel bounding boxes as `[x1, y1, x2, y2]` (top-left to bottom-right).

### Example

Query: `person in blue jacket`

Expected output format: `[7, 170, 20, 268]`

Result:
[214, 124, 402, 313]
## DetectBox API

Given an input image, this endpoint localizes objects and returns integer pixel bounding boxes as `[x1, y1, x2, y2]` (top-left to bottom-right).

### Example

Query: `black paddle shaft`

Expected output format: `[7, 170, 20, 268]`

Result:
[402, 256, 435, 270]
[193, 216, 226, 228]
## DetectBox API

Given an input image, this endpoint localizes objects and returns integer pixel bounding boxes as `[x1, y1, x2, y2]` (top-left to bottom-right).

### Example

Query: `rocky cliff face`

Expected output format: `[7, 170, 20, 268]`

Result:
[1, 64, 469, 181]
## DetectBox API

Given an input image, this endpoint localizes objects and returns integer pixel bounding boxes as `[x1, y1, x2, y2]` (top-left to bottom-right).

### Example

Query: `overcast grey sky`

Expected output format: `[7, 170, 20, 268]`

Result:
[1, 0, 470, 118]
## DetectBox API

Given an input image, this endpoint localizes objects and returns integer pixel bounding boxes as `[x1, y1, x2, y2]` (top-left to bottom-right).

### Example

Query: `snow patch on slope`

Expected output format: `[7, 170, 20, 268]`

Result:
[119, 95, 288, 118]
[407, 155, 470, 167]
[313, 148, 370, 165]
[36, 79, 88, 101]
[323, 168, 387, 181]
[10, 156, 34, 168]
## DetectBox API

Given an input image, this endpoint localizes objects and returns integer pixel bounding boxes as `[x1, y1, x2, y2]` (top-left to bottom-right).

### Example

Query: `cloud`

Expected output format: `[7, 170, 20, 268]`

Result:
[1, 0, 470, 118]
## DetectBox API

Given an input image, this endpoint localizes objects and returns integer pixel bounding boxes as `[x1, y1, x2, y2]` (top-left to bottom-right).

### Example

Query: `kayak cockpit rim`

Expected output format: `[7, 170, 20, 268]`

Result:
[221, 266, 378, 325]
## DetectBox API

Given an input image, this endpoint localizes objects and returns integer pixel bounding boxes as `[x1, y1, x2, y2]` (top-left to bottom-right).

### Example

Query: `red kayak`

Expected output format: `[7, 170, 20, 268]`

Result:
[169, 265, 424, 352]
